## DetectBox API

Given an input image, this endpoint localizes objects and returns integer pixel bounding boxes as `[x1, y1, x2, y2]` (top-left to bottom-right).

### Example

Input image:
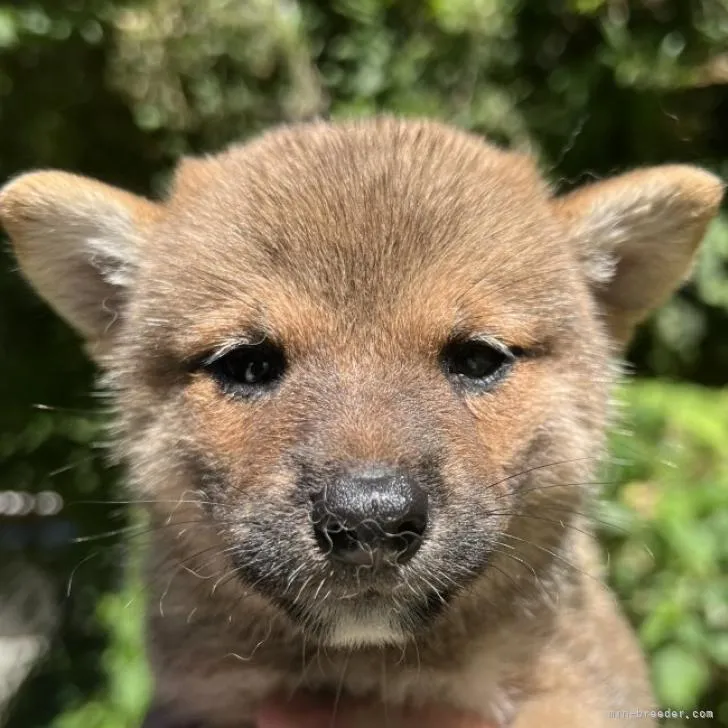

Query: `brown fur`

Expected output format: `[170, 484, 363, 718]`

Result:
[1, 118, 723, 727]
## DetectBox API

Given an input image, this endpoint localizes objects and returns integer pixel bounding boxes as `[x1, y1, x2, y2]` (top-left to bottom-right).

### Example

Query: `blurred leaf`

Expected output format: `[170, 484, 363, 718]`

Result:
[652, 645, 711, 709]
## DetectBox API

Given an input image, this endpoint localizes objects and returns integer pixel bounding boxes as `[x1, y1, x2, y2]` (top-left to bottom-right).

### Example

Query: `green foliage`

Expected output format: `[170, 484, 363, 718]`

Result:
[637, 214, 728, 382]
[603, 383, 728, 725]
[112, 0, 324, 152]
[0, 1, 727, 726]
[52, 544, 150, 728]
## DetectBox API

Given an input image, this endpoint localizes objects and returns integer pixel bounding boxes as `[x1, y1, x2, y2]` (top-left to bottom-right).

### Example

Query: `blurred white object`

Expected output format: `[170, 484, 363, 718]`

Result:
[0, 560, 58, 723]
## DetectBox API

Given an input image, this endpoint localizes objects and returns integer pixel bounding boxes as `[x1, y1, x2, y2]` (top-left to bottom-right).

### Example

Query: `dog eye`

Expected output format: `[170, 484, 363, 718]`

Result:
[204, 341, 286, 396]
[441, 339, 515, 389]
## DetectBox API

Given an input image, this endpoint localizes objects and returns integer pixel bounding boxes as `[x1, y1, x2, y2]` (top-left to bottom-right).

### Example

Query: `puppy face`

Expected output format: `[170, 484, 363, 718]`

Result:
[1, 119, 721, 648]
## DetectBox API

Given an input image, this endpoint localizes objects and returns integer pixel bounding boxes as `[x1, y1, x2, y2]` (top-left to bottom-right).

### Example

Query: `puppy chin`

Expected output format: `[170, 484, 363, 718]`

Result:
[304, 590, 452, 648]
[323, 610, 408, 648]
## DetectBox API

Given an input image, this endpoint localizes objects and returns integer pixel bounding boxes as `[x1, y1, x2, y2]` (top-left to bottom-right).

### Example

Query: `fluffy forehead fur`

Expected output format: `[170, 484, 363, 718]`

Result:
[0, 116, 723, 727]
[135, 120, 577, 357]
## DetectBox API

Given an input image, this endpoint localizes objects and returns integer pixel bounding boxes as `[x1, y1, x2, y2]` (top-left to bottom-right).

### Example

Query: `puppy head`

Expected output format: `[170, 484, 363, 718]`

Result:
[1, 119, 721, 647]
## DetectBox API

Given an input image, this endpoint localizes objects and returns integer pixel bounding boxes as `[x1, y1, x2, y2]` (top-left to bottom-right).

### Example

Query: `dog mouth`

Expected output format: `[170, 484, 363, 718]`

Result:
[224, 510, 482, 647]
[270, 580, 454, 647]
[231, 543, 456, 636]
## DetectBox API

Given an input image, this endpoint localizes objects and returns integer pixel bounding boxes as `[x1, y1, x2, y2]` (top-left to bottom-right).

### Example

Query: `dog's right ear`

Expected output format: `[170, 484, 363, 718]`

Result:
[0, 171, 161, 355]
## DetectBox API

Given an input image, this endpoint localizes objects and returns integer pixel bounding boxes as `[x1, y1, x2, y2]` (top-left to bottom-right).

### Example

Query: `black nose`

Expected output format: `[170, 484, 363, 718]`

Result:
[311, 468, 428, 566]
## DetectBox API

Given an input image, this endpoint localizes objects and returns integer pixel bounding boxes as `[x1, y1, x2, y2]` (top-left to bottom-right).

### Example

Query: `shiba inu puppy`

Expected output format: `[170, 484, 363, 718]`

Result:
[1, 118, 722, 727]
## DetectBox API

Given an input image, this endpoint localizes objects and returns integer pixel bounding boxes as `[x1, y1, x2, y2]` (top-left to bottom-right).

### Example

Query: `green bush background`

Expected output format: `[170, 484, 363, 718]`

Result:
[0, 1, 726, 726]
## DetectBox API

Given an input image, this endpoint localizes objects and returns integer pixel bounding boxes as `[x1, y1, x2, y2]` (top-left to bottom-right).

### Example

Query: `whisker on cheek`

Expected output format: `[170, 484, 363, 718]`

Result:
[184, 544, 242, 581]
[292, 575, 314, 605]
[489, 507, 630, 536]
[225, 619, 274, 663]
[483, 456, 602, 493]
[498, 532, 603, 585]
[66, 550, 104, 598]
[72, 514, 235, 545]
[488, 479, 617, 504]
[486, 557, 546, 605]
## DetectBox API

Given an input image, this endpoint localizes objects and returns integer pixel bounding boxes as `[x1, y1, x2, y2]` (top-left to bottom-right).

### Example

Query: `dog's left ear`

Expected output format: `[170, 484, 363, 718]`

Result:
[555, 166, 723, 345]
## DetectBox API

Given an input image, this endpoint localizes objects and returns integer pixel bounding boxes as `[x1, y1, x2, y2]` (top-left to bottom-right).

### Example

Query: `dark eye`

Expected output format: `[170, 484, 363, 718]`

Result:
[441, 339, 516, 390]
[204, 341, 286, 396]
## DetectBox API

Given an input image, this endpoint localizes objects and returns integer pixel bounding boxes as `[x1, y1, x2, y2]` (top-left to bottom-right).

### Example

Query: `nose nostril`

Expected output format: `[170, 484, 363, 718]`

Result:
[313, 518, 380, 566]
[395, 519, 426, 537]
[313, 516, 426, 566]
[388, 518, 426, 563]
[314, 520, 356, 555]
